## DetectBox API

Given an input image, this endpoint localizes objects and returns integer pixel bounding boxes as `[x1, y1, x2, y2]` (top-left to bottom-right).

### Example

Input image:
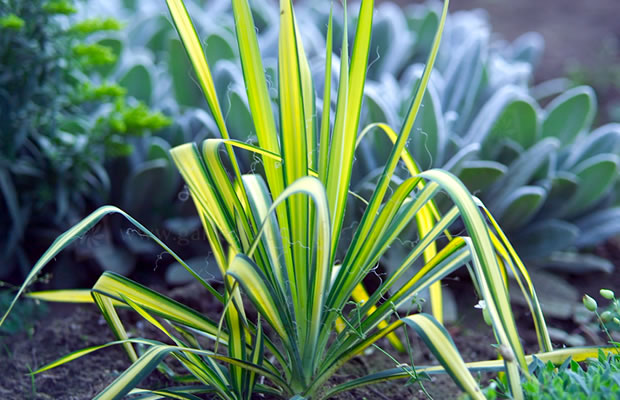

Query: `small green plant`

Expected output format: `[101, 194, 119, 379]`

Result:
[0, 288, 47, 337]
[483, 351, 620, 400]
[583, 289, 620, 344]
[481, 290, 620, 400]
[0, 1, 615, 399]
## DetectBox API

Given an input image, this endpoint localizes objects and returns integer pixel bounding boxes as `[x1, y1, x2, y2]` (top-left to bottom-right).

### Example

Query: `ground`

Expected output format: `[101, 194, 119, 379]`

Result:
[447, 0, 619, 82]
[0, 284, 500, 399]
[440, 0, 620, 122]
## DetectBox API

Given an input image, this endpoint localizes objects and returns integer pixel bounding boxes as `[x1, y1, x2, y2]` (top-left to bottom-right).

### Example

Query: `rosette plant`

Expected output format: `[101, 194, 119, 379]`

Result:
[1, 0, 613, 399]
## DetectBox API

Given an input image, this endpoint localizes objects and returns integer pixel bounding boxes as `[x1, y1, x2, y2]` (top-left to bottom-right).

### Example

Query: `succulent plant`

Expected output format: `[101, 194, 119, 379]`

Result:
[346, 4, 620, 275]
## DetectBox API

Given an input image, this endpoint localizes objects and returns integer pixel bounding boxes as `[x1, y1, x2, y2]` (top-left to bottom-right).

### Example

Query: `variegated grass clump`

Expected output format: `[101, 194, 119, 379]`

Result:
[1, 0, 616, 399]
[80, 0, 620, 292]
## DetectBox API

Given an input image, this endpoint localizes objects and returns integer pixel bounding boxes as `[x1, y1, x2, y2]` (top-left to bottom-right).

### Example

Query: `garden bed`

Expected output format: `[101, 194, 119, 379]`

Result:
[2, 238, 618, 399]
[0, 286, 497, 399]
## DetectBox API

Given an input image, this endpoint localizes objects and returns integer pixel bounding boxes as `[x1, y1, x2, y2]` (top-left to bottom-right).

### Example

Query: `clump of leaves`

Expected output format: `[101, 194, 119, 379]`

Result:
[145, 0, 620, 318]
[483, 351, 620, 400]
[0, 0, 169, 281]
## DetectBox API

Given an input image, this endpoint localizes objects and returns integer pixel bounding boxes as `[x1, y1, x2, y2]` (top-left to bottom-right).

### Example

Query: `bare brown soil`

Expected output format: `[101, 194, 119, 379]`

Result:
[436, 0, 620, 122]
[444, 0, 620, 83]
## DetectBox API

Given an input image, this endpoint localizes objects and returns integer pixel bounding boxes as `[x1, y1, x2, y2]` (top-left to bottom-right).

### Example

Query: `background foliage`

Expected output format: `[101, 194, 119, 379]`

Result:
[0, 0, 173, 283]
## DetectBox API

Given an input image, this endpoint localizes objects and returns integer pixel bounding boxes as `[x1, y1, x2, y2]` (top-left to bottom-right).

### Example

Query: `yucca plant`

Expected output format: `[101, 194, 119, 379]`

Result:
[87, 0, 620, 279]
[194, 0, 620, 277]
[1, 0, 615, 399]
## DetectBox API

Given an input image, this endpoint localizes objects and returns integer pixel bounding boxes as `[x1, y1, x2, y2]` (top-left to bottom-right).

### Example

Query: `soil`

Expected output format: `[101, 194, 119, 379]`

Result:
[440, 0, 620, 123]
[0, 284, 497, 400]
[0, 306, 174, 400]
[444, 0, 620, 83]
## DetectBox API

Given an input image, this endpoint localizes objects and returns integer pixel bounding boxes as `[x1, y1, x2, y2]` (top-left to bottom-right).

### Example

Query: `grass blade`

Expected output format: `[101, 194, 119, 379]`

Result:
[277, 0, 310, 349]
[318, 6, 334, 183]
[230, 0, 283, 196]
[0, 206, 222, 327]
[164, 0, 227, 136]
[325, 0, 374, 259]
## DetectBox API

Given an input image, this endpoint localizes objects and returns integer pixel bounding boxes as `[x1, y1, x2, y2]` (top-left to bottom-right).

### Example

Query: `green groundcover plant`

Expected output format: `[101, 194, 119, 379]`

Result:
[482, 351, 620, 400]
[481, 290, 620, 399]
[1, 0, 616, 399]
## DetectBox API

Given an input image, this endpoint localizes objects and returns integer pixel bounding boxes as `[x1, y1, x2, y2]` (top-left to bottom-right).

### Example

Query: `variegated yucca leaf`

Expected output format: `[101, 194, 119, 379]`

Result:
[1, 0, 609, 399]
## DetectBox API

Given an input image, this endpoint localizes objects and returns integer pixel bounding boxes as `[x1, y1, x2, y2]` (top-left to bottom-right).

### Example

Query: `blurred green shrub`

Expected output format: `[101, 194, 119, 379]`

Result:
[0, 288, 47, 336]
[0, 0, 169, 282]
